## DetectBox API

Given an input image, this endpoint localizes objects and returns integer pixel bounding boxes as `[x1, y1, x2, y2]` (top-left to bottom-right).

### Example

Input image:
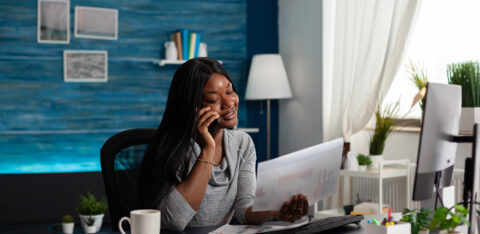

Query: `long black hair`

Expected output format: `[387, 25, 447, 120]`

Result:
[138, 57, 236, 208]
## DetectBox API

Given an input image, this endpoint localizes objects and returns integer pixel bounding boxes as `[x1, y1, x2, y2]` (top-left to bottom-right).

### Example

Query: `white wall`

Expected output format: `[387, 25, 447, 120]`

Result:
[278, 0, 323, 155]
[277, 0, 472, 169]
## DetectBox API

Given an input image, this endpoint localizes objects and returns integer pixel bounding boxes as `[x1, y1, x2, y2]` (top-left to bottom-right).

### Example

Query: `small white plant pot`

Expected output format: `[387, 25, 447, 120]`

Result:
[368, 155, 383, 169]
[79, 214, 104, 233]
[460, 107, 480, 132]
[62, 223, 74, 234]
[358, 165, 367, 172]
[84, 225, 97, 234]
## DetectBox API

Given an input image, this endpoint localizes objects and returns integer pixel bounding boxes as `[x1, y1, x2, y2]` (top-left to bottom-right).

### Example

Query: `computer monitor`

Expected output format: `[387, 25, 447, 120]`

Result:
[413, 82, 480, 234]
[412, 82, 461, 201]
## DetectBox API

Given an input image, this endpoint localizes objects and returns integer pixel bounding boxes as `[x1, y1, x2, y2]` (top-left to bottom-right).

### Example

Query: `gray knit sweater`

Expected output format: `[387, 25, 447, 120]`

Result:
[157, 129, 257, 232]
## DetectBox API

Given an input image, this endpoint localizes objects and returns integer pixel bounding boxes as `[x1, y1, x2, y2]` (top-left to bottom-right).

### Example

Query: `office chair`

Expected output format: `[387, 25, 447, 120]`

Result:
[100, 128, 156, 231]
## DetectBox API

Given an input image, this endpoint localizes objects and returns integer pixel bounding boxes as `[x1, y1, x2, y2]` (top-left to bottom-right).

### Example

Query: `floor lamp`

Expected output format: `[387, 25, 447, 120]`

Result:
[245, 54, 293, 160]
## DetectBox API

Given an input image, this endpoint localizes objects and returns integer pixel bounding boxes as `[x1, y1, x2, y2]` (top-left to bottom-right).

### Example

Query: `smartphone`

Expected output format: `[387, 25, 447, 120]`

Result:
[208, 119, 219, 138]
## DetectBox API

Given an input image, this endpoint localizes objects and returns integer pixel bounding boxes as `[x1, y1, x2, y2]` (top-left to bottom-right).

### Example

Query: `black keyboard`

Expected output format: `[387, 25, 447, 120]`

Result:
[265, 215, 364, 234]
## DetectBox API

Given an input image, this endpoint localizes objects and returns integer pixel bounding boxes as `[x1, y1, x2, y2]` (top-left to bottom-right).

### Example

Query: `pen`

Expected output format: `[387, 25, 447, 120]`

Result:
[388, 207, 392, 222]
[372, 218, 380, 226]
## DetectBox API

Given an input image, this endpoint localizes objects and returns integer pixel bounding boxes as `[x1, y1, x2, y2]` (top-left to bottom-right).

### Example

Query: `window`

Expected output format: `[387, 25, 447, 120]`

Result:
[384, 0, 480, 119]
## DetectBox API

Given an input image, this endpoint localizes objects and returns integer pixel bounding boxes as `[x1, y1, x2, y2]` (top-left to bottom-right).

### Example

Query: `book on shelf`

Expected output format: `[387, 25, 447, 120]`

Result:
[188, 32, 197, 59]
[182, 28, 189, 60]
[173, 31, 182, 60]
[194, 33, 201, 58]
[166, 29, 203, 61]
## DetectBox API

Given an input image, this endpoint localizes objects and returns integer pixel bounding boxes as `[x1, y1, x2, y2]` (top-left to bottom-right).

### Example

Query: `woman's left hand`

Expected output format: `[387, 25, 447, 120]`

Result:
[275, 194, 309, 222]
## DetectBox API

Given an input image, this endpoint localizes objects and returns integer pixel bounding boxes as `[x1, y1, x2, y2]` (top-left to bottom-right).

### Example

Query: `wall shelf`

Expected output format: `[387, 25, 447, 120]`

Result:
[152, 59, 222, 66]
[237, 128, 259, 133]
[152, 59, 185, 66]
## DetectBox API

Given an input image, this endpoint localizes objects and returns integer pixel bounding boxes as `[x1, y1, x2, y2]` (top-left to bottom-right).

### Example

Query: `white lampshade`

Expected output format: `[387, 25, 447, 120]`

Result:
[245, 54, 293, 100]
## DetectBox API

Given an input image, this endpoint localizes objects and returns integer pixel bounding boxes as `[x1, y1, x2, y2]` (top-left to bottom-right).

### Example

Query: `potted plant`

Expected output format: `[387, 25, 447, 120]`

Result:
[407, 61, 428, 112]
[84, 216, 97, 234]
[401, 208, 431, 234]
[62, 215, 75, 234]
[428, 205, 469, 234]
[356, 154, 371, 172]
[76, 191, 107, 233]
[447, 61, 480, 132]
[369, 99, 401, 169]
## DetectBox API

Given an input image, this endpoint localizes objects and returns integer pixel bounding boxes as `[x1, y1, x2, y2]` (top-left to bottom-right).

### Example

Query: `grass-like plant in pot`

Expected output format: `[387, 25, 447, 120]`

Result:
[407, 62, 428, 111]
[76, 191, 107, 233]
[356, 154, 371, 172]
[448, 61, 480, 107]
[401, 208, 431, 234]
[429, 205, 469, 234]
[369, 99, 402, 169]
[62, 215, 75, 234]
[447, 61, 480, 132]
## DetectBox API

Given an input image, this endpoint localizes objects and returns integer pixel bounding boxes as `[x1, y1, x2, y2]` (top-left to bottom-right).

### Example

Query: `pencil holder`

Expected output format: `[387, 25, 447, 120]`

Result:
[365, 222, 411, 234]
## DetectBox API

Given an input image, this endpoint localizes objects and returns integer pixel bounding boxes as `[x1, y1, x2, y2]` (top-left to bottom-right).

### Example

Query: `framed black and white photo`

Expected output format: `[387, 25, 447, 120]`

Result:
[64, 50, 108, 82]
[74, 6, 118, 40]
[37, 0, 70, 44]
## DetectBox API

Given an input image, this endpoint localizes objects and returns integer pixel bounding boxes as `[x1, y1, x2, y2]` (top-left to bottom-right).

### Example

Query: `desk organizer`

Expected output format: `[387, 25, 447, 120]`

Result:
[365, 222, 411, 234]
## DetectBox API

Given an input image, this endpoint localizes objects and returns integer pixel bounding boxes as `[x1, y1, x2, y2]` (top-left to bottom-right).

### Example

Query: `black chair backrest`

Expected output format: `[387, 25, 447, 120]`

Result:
[100, 128, 156, 231]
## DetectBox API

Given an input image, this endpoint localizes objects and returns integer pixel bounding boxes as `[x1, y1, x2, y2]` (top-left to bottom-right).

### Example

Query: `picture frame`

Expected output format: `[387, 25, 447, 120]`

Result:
[37, 0, 70, 44]
[74, 6, 118, 40]
[63, 50, 108, 82]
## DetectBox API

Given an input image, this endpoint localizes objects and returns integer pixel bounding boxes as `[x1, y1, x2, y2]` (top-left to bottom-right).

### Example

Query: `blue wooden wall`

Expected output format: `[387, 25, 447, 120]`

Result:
[0, 0, 253, 173]
[247, 0, 279, 161]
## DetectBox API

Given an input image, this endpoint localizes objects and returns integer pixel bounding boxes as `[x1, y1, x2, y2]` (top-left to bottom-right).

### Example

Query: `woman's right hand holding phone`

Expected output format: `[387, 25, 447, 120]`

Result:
[197, 106, 219, 151]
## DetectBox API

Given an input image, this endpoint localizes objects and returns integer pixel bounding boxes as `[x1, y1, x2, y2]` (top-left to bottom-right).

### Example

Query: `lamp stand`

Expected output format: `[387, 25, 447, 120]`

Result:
[266, 99, 271, 160]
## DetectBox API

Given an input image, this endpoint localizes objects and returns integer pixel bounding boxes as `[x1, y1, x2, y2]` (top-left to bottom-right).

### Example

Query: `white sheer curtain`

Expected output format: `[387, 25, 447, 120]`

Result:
[322, 0, 424, 142]
[321, 0, 423, 210]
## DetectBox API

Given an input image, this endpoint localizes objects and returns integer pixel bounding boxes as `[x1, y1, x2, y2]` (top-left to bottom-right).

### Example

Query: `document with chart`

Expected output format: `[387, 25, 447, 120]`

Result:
[252, 138, 343, 211]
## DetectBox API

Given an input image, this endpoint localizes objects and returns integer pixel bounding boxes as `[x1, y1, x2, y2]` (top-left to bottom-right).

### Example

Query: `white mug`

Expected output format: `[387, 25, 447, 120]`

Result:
[119, 209, 161, 234]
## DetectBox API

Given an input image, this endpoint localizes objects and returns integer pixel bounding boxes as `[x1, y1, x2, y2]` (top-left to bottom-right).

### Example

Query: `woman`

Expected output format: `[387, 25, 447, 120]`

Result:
[138, 57, 308, 232]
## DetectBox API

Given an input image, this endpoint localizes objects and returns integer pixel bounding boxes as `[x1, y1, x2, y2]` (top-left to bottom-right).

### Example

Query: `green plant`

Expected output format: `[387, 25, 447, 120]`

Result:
[357, 154, 371, 166]
[369, 99, 402, 155]
[62, 215, 74, 223]
[76, 191, 107, 215]
[429, 205, 470, 233]
[447, 61, 480, 107]
[85, 216, 96, 227]
[401, 208, 431, 234]
[407, 62, 428, 110]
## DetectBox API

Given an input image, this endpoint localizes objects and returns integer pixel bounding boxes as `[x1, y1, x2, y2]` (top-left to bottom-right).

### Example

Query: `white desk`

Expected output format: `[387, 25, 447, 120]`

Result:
[312, 210, 469, 234]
